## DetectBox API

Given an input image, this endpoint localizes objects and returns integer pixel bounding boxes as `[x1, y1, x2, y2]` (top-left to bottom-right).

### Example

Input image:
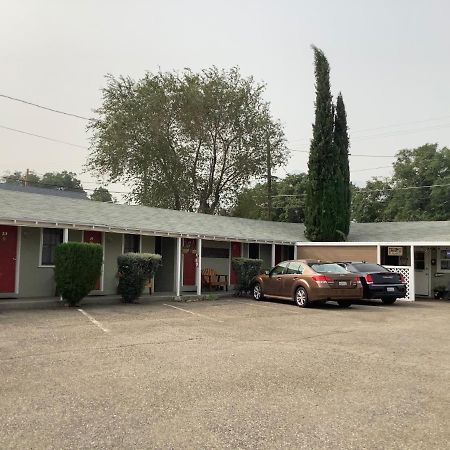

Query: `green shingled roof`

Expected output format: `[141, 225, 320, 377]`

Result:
[0, 189, 449, 244]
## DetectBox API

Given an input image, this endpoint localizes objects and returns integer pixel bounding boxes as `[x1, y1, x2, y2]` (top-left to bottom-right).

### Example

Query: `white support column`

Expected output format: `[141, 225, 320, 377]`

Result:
[376, 245, 381, 264]
[196, 238, 202, 296]
[293, 245, 298, 260]
[227, 241, 231, 289]
[60, 228, 70, 301]
[175, 237, 182, 297]
[271, 244, 276, 267]
[410, 245, 415, 301]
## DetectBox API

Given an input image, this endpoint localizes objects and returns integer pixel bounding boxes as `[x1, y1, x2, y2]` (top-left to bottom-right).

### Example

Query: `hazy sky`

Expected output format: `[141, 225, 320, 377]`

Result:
[1, 0, 450, 196]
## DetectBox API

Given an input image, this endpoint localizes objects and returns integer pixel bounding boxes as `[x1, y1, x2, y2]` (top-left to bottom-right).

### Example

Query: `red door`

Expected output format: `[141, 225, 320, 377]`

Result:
[182, 239, 196, 286]
[0, 225, 17, 293]
[83, 231, 102, 290]
[230, 241, 241, 284]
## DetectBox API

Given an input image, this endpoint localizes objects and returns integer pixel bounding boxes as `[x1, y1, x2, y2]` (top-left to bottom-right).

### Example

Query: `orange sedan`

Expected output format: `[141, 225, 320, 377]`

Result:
[252, 260, 363, 308]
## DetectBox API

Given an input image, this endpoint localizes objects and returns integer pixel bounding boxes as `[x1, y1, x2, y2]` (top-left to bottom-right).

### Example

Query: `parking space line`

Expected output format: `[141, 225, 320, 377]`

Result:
[78, 308, 110, 333]
[163, 304, 224, 323]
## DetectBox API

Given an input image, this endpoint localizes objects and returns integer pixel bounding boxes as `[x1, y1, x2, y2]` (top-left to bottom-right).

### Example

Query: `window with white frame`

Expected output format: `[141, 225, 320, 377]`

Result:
[123, 234, 140, 253]
[438, 248, 450, 271]
[41, 228, 63, 266]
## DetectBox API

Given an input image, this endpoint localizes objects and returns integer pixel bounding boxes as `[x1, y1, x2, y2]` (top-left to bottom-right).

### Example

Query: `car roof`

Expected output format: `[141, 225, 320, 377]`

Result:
[282, 259, 335, 264]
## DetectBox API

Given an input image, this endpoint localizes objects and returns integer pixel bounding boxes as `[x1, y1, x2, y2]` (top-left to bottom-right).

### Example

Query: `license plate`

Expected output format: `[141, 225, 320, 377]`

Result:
[339, 281, 347, 286]
[387, 287, 395, 292]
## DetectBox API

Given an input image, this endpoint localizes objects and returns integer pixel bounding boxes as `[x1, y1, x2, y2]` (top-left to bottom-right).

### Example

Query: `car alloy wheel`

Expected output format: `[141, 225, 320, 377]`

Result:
[253, 283, 263, 301]
[295, 287, 308, 308]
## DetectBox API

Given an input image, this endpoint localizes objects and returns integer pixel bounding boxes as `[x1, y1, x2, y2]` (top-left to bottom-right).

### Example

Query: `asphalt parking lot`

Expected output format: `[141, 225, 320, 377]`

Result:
[0, 297, 449, 449]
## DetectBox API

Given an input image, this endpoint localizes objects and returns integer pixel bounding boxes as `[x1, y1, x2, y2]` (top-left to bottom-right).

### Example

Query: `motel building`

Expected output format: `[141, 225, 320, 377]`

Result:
[0, 186, 449, 301]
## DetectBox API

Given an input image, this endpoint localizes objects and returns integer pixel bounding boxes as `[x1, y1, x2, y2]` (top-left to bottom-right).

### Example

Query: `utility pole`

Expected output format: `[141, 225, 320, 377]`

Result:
[266, 133, 272, 221]
[24, 168, 30, 187]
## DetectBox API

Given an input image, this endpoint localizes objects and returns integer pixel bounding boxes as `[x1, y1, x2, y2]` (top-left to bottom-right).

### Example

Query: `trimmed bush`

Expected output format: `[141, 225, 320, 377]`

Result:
[54, 242, 103, 306]
[231, 257, 263, 295]
[117, 253, 162, 303]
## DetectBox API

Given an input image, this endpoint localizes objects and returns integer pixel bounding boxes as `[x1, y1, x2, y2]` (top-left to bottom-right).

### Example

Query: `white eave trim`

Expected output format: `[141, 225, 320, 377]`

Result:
[0, 218, 297, 246]
[295, 241, 450, 247]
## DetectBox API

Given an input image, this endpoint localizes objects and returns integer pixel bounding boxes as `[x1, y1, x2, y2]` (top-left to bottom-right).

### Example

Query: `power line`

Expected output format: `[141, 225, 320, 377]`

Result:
[0, 179, 130, 195]
[270, 182, 450, 198]
[351, 165, 393, 173]
[288, 147, 398, 158]
[0, 124, 89, 149]
[0, 94, 90, 120]
[289, 114, 450, 144]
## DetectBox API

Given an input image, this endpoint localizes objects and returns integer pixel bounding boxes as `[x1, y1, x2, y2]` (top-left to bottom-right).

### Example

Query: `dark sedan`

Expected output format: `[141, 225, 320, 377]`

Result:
[336, 262, 406, 304]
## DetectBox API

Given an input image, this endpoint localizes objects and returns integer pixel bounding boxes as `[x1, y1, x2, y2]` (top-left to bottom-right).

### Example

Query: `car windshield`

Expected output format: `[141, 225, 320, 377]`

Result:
[309, 263, 348, 274]
[352, 263, 388, 272]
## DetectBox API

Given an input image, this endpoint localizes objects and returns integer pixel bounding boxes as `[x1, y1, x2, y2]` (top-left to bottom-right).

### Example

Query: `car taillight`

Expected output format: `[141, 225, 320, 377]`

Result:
[400, 273, 406, 284]
[312, 275, 333, 283]
[364, 274, 374, 284]
[354, 276, 361, 284]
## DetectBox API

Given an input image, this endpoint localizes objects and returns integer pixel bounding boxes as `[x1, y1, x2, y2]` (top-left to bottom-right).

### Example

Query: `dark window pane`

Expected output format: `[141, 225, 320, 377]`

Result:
[287, 262, 303, 274]
[41, 228, 63, 265]
[270, 262, 288, 275]
[155, 236, 162, 255]
[309, 263, 348, 274]
[352, 263, 387, 272]
[202, 247, 229, 258]
[124, 234, 140, 253]
[249, 243, 259, 259]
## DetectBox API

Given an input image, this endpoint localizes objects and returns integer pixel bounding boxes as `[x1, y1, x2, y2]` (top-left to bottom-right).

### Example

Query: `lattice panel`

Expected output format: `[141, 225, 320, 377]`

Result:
[384, 265, 413, 300]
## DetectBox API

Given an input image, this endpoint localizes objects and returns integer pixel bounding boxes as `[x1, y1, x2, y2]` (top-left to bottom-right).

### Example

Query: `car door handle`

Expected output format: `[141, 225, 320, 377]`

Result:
[293, 277, 298, 280]
[276, 277, 282, 280]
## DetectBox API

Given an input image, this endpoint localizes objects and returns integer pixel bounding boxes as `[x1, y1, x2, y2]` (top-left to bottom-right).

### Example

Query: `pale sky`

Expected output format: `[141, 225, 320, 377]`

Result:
[1, 0, 450, 197]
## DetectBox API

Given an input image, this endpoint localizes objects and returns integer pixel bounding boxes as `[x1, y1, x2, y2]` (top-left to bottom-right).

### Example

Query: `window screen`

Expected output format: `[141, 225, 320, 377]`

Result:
[123, 234, 140, 253]
[41, 228, 63, 265]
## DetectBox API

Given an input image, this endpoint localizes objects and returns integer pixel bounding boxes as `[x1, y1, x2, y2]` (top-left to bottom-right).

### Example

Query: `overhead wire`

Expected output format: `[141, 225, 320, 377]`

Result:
[0, 94, 90, 120]
[0, 124, 89, 149]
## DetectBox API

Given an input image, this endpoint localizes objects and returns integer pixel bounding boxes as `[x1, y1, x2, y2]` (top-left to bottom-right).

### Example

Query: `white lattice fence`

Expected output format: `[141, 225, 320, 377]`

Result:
[384, 265, 414, 300]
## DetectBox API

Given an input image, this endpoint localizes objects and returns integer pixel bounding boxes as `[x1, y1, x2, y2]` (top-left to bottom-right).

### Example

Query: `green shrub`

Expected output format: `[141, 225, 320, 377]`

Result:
[231, 257, 263, 295]
[54, 242, 103, 306]
[117, 253, 162, 303]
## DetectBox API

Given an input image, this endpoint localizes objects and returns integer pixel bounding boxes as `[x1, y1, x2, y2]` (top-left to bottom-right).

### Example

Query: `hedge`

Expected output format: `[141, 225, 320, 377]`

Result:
[54, 242, 103, 306]
[117, 253, 162, 303]
[231, 257, 263, 295]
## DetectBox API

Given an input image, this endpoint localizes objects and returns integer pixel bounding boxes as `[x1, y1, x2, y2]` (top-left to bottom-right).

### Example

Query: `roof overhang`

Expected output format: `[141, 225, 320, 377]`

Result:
[295, 241, 450, 246]
[0, 218, 298, 246]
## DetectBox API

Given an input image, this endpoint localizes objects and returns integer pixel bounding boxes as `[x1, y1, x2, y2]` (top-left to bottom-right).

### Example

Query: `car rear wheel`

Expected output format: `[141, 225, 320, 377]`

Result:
[253, 283, 264, 301]
[381, 297, 396, 305]
[337, 300, 352, 308]
[295, 287, 309, 308]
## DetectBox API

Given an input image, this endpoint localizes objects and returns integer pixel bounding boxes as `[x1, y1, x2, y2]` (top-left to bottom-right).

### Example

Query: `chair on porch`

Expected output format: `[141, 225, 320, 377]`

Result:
[201, 268, 228, 291]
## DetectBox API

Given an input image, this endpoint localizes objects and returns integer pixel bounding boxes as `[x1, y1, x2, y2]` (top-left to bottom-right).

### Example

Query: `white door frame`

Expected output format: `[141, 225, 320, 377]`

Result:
[414, 247, 431, 297]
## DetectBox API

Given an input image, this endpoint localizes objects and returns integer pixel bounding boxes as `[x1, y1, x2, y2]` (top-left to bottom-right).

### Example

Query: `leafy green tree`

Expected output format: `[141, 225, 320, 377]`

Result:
[2, 170, 85, 193]
[351, 144, 450, 222]
[305, 46, 344, 241]
[351, 179, 394, 222]
[88, 67, 287, 214]
[2, 170, 40, 185]
[385, 144, 450, 220]
[231, 173, 308, 223]
[272, 174, 308, 223]
[40, 171, 84, 191]
[90, 186, 114, 202]
[334, 93, 351, 235]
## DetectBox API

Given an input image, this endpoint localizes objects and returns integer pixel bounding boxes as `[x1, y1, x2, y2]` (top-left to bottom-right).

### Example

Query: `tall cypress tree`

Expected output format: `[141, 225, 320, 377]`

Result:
[334, 93, 351, 237]
[305, 46, 340, 241]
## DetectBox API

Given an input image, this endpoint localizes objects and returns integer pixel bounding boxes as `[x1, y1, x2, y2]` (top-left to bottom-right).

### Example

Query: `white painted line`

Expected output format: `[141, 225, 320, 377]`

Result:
[78, 308, 110, 333]
[163, 304, 224, 323]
